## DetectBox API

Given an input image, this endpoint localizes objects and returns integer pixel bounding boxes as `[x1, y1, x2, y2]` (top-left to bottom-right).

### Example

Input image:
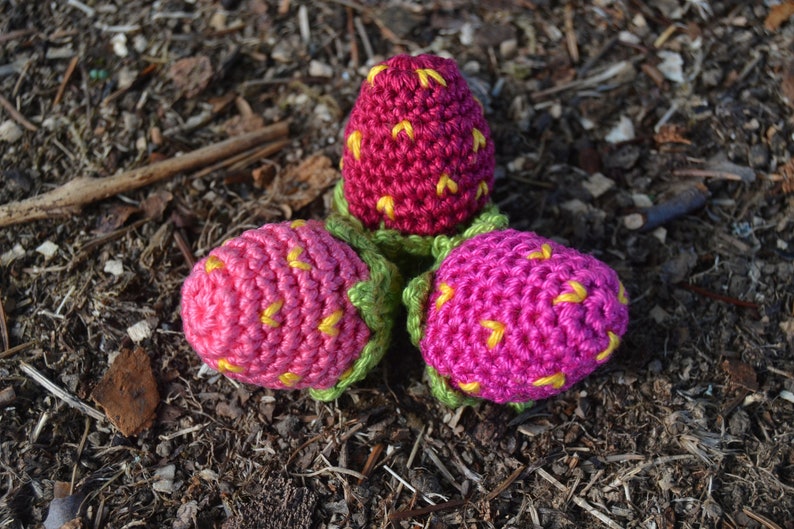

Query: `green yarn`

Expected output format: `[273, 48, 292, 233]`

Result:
[425, 366, 479, 408]
[309, 214, 402, 401]
[332, 180, 509, 261]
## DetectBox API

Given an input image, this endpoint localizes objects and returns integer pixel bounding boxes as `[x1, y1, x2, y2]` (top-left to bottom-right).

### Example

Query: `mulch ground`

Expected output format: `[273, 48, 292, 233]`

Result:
[2, 1, 794, 528]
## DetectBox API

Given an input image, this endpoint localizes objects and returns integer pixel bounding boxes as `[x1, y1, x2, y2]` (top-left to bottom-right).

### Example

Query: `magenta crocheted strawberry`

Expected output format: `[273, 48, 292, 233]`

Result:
[404, 229, 629, 409]
[181, 217, 400, 401]
[337, 54, 495, 241]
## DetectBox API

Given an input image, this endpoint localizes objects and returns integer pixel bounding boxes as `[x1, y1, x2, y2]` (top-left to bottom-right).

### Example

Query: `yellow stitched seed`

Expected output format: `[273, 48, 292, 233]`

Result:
[391, 120, 415, 141]
[533, 372, 566, 389]
[287, 247, 311, 271]
[279, 372, 301, 387]
[204, 255, 224, 273]
[618, 282, 628, 305]
[367, 64, 388, 85]
[376, 195, 395, 221]
[339, 366, 354, 381]
[415, 68, 447, 88]
[472, 128, 486, 152]
[217, 358, 244, 374]
[436, 174, 459, 197]
[318, 309, 344, 337]
[480, 320, 505, 350]
[475, 180, 489, 200]
[339, 157, 344, 170]
[527, 243, 553, 260]
[458, 381, 481, 394]
[347, 130, 362, 160]
[552, 281, 588, 305]
[435, 283, 454, 310]
[597, 332, 621, 362]
[290, 219, 306, 229]
[260, 300, 284, 327]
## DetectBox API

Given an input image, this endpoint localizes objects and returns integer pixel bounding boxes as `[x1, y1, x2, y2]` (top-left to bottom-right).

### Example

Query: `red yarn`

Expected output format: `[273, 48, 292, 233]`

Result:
[342, 54, 495, 236]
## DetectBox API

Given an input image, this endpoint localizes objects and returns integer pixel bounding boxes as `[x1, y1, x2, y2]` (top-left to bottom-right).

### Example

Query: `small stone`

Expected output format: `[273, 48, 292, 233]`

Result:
[582, 172, 615, 198]
[111, 33, 128, 58]
[650, 305, 670, 324]
[499, 38, 518, 59]
[605, 115, 635, 143]
[104, 259, 124, 276]
[0, 120, 24, 143]
[632, 193, 654, 208]
[133, 34, 148, 54]
[36, 240, 59, 259]
[127, 320, 153, 342]
[748, 143, 769, 169]
[657, 51, 684, 83]
[308, 60, 333, 78]
[152, 464, 176, 493]
[1, 243, 25, 266]
[209, 11, 227, 31]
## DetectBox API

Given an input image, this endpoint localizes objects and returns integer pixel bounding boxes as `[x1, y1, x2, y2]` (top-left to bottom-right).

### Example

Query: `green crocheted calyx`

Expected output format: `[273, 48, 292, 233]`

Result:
[425, 366, 479, 408]
[309, 214, 402, 401]
[332, 180, 508, 261]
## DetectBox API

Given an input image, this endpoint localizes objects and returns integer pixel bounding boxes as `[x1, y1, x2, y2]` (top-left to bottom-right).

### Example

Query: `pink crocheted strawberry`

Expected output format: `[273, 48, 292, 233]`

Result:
[404, 229, 629, 409]
[338, 54, 495, 238]
[181, 217, 400, 401]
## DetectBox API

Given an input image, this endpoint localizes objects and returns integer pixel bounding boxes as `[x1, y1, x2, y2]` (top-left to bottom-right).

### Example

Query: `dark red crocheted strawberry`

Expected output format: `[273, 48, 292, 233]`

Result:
[341, 54, 495, 236]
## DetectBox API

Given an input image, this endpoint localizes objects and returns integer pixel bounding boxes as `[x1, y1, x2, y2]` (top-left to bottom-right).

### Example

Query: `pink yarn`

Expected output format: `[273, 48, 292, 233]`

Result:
[421, 230, 629, 404]
[180, 220, 371, 390]
[341, 54, 495, 236]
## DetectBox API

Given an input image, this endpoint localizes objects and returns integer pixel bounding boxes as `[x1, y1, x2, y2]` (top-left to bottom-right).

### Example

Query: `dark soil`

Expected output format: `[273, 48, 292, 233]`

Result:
[2, 1, 794, 528]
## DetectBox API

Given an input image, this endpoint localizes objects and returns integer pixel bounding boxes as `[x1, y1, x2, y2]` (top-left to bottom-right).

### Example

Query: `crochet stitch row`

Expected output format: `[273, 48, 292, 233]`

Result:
[341, 54, 495, 236]
[181, 219, 401, 400]
[405, 229, 629, 409]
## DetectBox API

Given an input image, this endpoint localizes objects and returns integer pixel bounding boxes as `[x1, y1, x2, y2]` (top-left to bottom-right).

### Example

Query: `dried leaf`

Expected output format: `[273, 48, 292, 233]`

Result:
[765, 1, 794, 31]
[140, 190, 173, 220]
[654, 124, 692, 145]
[721, 359, 758, 392]
[95, 204, 139, 234]
[167, 56, 213, 98]
[270, 154, 339, 211]
[92, 347, 160, 436]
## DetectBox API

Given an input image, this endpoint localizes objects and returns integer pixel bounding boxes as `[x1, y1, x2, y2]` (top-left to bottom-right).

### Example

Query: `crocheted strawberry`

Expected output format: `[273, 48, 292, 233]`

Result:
[338, 54, 495, 238]
[404, 229, 629, 409]
[181, 217, 400, 401]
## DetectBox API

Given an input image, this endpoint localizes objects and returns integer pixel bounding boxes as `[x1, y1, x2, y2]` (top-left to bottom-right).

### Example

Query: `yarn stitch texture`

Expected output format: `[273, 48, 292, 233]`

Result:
[341, 54, 495, 236]
[404, 229, 629, 408]
[181, 219, 395, 397]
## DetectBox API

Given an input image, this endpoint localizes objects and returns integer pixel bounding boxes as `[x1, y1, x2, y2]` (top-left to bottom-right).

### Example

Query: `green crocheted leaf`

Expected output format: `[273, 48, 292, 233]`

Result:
[309, 214, 402, 401]
[425, 366, 479, 408]
[403, 271, 433, 348]
[332, 179, 509, 262]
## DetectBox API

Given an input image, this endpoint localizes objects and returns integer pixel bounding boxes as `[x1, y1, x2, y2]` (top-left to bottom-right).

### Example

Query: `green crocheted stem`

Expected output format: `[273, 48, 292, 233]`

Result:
[309, 214, 402, 401]
[332, 180, 508, 261]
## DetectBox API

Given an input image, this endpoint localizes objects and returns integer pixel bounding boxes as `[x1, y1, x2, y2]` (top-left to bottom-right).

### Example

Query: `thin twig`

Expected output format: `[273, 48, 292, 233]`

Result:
[0, 290, 9, 352]
[0, 93, 38, 131]
[742, 508, 783, 529]
[53, 56, 79, 107]
[0, 340, 35, 360]
[676, 283, 760, 310]
[388, 497, 469, 522]
[19, 362, 106, 422]
[0, 122, 289, 227]
[673, 168, 745, 181]
[383, 465, 439, 506]
[571, 496, 624, 529]
[357, 443, 383, 484]
[484, 465, 526, 502]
